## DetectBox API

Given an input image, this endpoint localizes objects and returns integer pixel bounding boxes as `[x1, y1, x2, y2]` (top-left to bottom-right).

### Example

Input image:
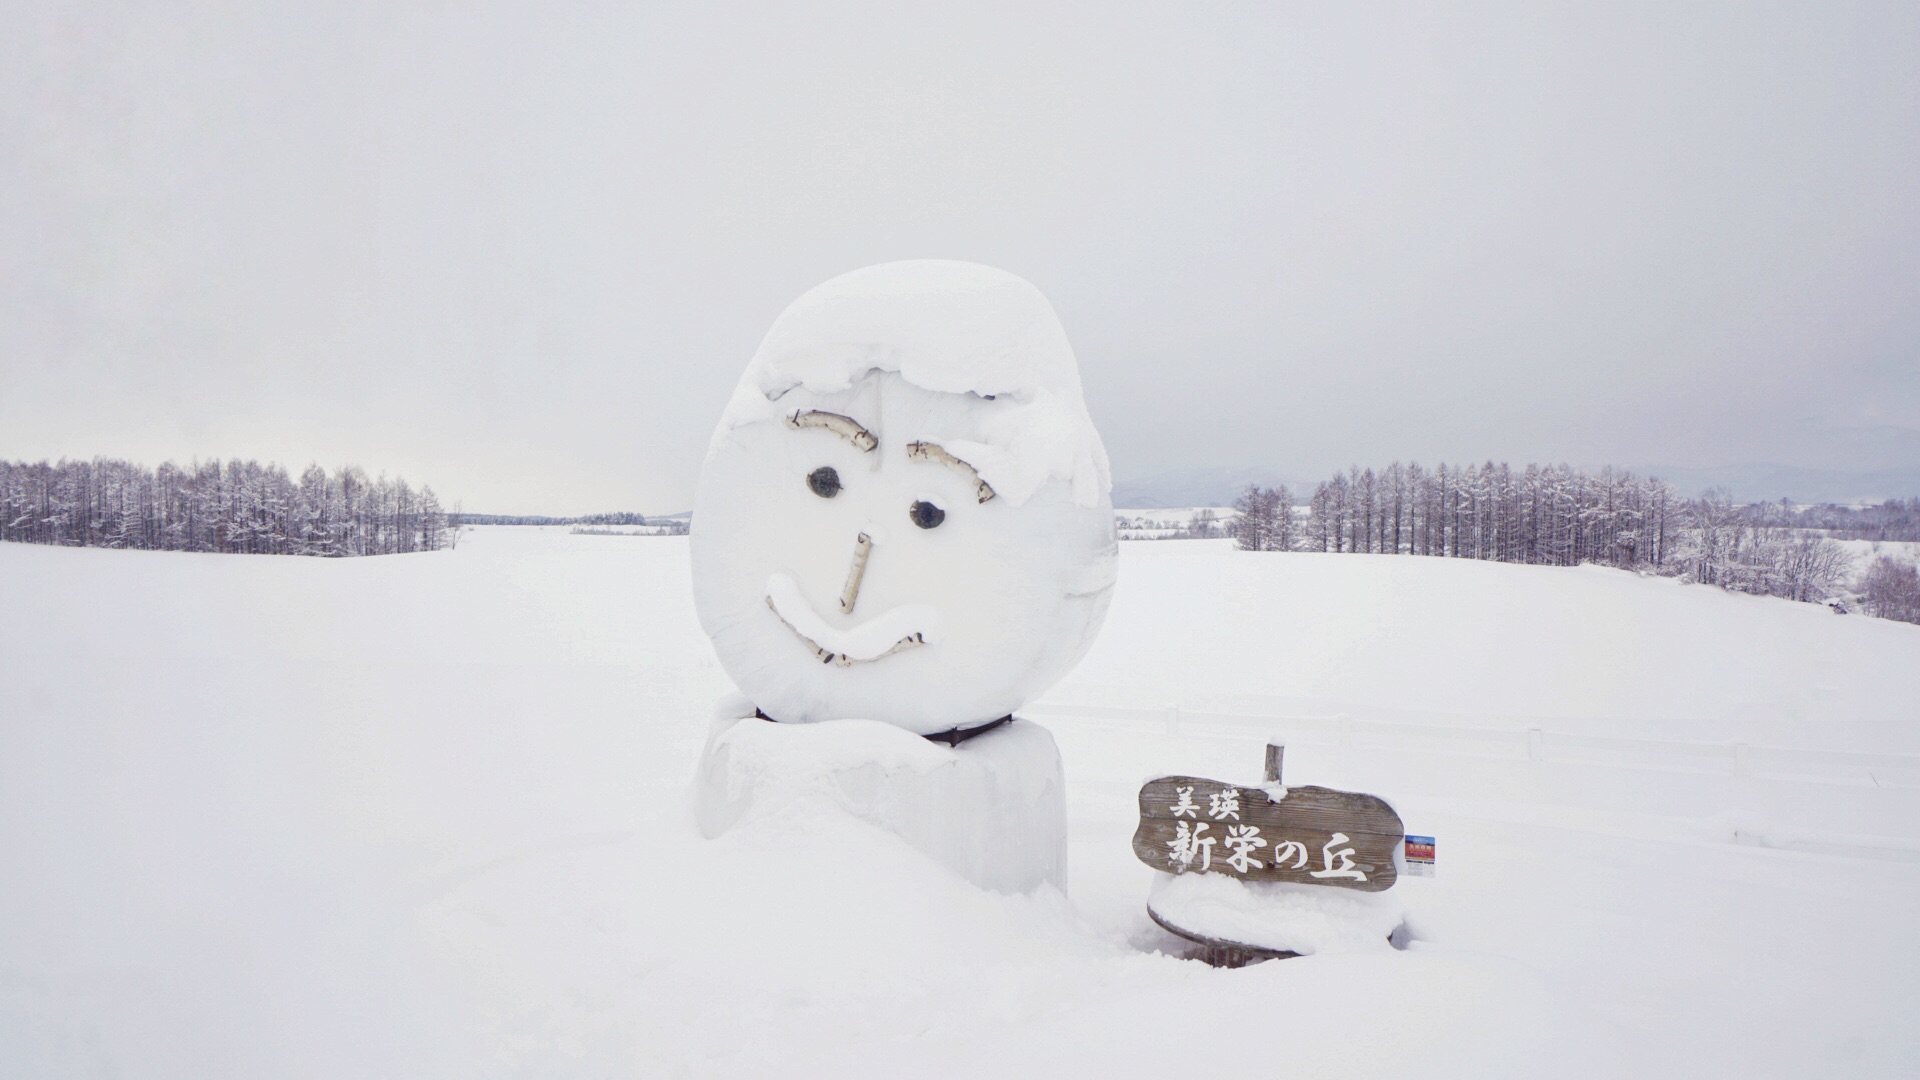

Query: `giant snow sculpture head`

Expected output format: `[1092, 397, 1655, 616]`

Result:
[692, 261, 1117, 736]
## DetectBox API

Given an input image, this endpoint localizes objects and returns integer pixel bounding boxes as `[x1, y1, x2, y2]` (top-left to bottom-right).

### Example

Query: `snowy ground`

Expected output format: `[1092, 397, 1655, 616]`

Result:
[4, 527, 1919, 1077]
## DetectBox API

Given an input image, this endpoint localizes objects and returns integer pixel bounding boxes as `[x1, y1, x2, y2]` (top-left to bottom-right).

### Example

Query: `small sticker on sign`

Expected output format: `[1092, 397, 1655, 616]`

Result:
[1405, 835, 1435, 877]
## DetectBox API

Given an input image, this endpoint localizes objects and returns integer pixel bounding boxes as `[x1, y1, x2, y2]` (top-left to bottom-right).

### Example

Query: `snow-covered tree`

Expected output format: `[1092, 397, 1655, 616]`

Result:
[1230, 485, 1279, 551]
[0, 458, 452, 557]
[1860, 556, 1920, 623]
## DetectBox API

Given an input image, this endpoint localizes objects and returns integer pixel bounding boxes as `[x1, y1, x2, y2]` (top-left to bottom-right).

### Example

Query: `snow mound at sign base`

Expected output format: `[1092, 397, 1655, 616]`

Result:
[1147, 871, 1406, 956]
[693, 696, 1069, 894]
[713, 260, 1110, 507]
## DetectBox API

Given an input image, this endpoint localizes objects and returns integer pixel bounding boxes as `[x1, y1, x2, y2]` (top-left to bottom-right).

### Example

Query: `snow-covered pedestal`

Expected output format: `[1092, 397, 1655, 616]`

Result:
[693, 696, 1069, 895]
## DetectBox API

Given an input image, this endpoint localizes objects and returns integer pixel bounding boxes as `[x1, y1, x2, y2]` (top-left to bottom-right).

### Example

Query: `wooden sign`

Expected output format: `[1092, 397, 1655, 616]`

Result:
[1132, 775, 1404, 893]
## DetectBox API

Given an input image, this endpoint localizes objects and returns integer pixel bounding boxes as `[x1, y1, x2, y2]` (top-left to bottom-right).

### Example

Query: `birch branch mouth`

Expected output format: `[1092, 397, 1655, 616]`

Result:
[762, 573, 941, 667]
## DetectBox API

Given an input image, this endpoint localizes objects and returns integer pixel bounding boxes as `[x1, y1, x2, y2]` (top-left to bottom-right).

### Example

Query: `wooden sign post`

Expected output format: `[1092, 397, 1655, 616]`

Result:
[1134, 743, 1407, 962]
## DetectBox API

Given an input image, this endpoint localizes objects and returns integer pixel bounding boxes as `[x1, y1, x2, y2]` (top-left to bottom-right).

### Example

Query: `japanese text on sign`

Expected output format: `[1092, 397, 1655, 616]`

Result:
[1132, 776, 1404, 892]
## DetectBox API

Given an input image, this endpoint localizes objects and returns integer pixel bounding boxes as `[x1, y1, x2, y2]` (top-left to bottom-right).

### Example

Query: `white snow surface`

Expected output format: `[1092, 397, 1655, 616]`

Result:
[714, 260, 1110, 508]
[5, 528, 1920, 1077]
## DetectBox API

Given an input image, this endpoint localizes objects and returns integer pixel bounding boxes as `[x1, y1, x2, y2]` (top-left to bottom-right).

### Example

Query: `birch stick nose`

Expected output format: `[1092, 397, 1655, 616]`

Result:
[839, 532, 873, 614]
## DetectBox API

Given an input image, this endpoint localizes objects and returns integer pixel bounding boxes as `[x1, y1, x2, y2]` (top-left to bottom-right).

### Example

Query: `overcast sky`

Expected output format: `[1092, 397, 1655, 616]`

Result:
[3, 2, 1916, 513]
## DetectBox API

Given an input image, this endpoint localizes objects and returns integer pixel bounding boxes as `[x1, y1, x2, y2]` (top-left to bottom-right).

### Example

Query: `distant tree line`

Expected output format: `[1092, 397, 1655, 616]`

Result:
[570, 523, 690, 536]
[0, 458, 448, 556]
[1229, 463, 1914, 619]
[1732, 497, 1920, 542]
[1185, 508, 1224, 540]
[1115, 508, 1226, 540]
[454, 511, 664, 527]
[1293, 463, 1683, 567]
[1679, 496, 1917, 618]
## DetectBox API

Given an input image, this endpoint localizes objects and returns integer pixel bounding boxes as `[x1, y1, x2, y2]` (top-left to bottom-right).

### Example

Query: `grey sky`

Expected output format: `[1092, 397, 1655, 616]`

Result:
[3, 3, 1916, 513]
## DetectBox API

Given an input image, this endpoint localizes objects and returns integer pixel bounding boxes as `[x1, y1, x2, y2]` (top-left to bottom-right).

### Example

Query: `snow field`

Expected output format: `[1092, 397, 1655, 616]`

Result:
[3, 527, 1918, 1076]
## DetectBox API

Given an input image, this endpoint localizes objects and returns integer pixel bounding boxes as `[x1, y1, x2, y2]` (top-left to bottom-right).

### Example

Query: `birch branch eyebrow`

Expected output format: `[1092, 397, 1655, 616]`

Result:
[906, 441, 997, 504]
[786, 410, 878, 452]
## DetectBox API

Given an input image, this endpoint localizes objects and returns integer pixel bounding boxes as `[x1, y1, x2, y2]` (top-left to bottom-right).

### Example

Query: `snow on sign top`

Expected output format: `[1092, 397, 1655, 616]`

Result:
[715, 260, 1110, 508]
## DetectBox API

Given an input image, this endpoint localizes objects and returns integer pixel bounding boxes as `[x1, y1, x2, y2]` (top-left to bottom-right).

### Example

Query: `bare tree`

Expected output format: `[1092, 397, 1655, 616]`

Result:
[1230, 485, 1278, 551]
[1774, 534, 1852, 603]
[1270, 484, 1297, 552]
[1860, 556, 1920, 623]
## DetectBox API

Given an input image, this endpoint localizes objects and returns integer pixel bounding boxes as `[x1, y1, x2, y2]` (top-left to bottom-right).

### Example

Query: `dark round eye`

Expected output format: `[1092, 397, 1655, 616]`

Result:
[807, 466, 840, 498]
[909, 500, 945, 529]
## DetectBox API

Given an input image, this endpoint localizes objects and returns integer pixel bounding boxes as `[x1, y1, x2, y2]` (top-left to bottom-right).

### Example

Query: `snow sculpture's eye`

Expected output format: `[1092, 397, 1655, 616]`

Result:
[807, 467, 841, 499]
[909, 500, 945, 529]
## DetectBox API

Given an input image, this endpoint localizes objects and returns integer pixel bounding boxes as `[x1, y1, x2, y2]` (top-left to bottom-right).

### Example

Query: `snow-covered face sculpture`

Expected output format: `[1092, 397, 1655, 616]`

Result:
[692, 261, 1116, 736]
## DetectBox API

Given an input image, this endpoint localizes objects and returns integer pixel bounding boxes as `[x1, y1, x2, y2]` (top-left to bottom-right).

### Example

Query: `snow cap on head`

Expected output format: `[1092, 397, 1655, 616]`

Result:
[715, 260, 1110, 507]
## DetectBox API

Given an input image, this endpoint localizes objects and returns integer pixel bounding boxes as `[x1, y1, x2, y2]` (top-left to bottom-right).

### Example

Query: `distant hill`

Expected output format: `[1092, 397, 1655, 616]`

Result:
[1629, 464, 1920, 504]
[1111, 467, 1305, 509]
